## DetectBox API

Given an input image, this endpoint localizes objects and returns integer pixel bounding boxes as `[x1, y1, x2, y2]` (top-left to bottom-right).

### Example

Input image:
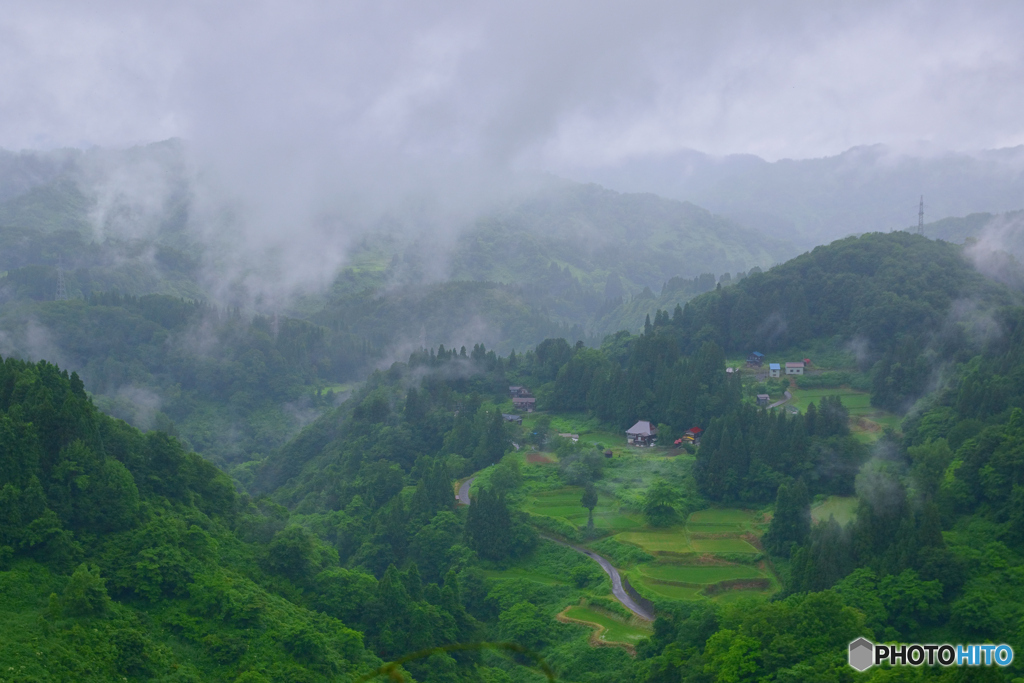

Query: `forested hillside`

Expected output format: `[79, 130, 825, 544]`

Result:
[0, 356, 383, 680]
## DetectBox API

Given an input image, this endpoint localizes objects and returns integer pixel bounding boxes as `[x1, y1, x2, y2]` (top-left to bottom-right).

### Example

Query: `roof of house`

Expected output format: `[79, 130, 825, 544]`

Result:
[687, 426, 703, 434]
[509, 385, 523, 390]
[626, 420, 657, 436]
[786, 361, 805, 368]
[750, 351, 765, 357]
[769, 363, 781, 370]
[513, 396, 536, 402]
[757, 394, 770, 400]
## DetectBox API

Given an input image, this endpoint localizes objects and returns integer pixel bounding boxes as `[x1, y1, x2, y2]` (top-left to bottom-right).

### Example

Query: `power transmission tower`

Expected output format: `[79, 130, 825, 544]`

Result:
[917, 196, 924, 234]
[55, 256, 68, 300]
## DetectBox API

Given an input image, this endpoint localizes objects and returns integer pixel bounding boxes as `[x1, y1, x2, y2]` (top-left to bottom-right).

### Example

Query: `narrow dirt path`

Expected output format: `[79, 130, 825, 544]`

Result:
[541, 535, 655, 621]
[767, 390, 792, 409]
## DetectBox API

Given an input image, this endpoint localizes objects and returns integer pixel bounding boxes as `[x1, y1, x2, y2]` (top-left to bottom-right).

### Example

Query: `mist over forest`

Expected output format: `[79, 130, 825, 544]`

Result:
[3, 2, 1024, 682]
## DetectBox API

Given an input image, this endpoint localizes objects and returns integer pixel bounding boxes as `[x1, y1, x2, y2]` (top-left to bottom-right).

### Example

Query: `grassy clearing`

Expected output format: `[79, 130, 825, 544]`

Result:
[562, 605, 652, 644]
[480, 568, 568, 585]
[712, 590, 774, 605]
[638, 564, 764, 584]
[523, 487, 644, 531]
[811, 495, 858, 525]
[787, 386, 901, 441]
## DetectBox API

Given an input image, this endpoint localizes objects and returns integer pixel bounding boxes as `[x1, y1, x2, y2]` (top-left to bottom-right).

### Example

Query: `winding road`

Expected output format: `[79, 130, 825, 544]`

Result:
[542, 535, 655, 622]
[457, 476, 476, 505]
[767, 389, 792, 410]
[456, 475, 653, 621]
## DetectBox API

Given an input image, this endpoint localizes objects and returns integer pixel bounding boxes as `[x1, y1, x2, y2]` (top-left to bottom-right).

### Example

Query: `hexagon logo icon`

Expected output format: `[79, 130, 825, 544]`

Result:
[849, 638, 874, 671]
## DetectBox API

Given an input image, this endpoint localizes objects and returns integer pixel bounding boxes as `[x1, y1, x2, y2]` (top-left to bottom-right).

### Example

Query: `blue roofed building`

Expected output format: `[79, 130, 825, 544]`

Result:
[769, 362, 781, 378]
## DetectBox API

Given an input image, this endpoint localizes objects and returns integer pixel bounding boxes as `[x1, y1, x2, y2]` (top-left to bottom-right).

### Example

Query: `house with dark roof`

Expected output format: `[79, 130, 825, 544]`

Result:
[756, 394, 770, 406]
[626, 420, 658, 446]
[512, 396, 536, 412]
[747, 351, 765, 367]
[502, 413, 523, 425]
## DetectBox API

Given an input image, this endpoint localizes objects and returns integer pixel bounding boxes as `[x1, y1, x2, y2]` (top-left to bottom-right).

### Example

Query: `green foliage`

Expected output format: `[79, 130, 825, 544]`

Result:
[642, 480, 680, 528]
[60, 563, 111, 617]
[763, 480, 810, 558]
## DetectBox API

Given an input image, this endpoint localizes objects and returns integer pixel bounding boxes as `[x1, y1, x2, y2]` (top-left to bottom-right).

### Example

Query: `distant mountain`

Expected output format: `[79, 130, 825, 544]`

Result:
[447, 182, 794, 294]
[567, 145, 1024, 248]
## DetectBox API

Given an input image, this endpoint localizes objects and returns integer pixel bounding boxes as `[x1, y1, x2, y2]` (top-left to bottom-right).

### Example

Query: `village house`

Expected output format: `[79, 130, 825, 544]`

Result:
[747, 351, 765, 367]
[626, 420, 658, 446]
[512, 396, 536, 412]
[509, 385, 531, 398]
[756, 394, 770, 407]
[785, 361, 805, 376]
[502, 413, 523, 425]
[558, 432, 580, 443]
[769, 363, 781, 378]
[683, 426, 703, 445]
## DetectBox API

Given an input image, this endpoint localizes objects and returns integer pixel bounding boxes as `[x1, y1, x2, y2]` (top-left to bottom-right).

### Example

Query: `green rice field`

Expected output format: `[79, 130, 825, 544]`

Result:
[563, 606, 653, 644]
[811, 495, 858, 525]
[638, 563, 764, 584]
[688, 509, 757, 525]
[689, 538, 760, 553]
[616, 529, 692, 554]
[631, 578, 704, 601]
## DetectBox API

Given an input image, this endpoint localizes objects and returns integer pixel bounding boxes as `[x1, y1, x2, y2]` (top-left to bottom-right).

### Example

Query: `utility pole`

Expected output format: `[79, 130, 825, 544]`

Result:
[917, 196, 924, 234]
[55, 256, 68, 301]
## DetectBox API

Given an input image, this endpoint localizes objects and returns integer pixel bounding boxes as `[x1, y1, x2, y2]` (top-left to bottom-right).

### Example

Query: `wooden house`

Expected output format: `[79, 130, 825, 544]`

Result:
[509, 385, 531, 398]
[502, 413, 523, 425]
[512, 396, 536, 412]
[558, 432, 580, 443]
[747, 351, 765, 367]
[626, 420, 658, 446]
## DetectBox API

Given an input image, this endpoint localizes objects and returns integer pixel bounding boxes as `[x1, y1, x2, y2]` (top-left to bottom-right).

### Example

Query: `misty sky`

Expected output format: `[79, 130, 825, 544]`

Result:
[2, 0, 1023, 166]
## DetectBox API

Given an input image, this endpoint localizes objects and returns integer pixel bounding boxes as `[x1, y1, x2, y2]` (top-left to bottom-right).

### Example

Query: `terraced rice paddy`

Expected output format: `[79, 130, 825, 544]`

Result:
[599, 508, 774, 602]
[689, 538, 760, 553]
[638, 563, 764, 584]
[616, 529, 692, 553]
[561, 606, 652, 645]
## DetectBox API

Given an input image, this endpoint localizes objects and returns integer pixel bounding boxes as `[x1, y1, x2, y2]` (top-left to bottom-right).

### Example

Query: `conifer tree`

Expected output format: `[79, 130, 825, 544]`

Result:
[581, 482, 598, 532]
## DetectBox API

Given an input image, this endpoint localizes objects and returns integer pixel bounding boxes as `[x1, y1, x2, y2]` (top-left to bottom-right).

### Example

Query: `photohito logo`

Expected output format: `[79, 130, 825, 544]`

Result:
[848, 639, 1014, 670]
